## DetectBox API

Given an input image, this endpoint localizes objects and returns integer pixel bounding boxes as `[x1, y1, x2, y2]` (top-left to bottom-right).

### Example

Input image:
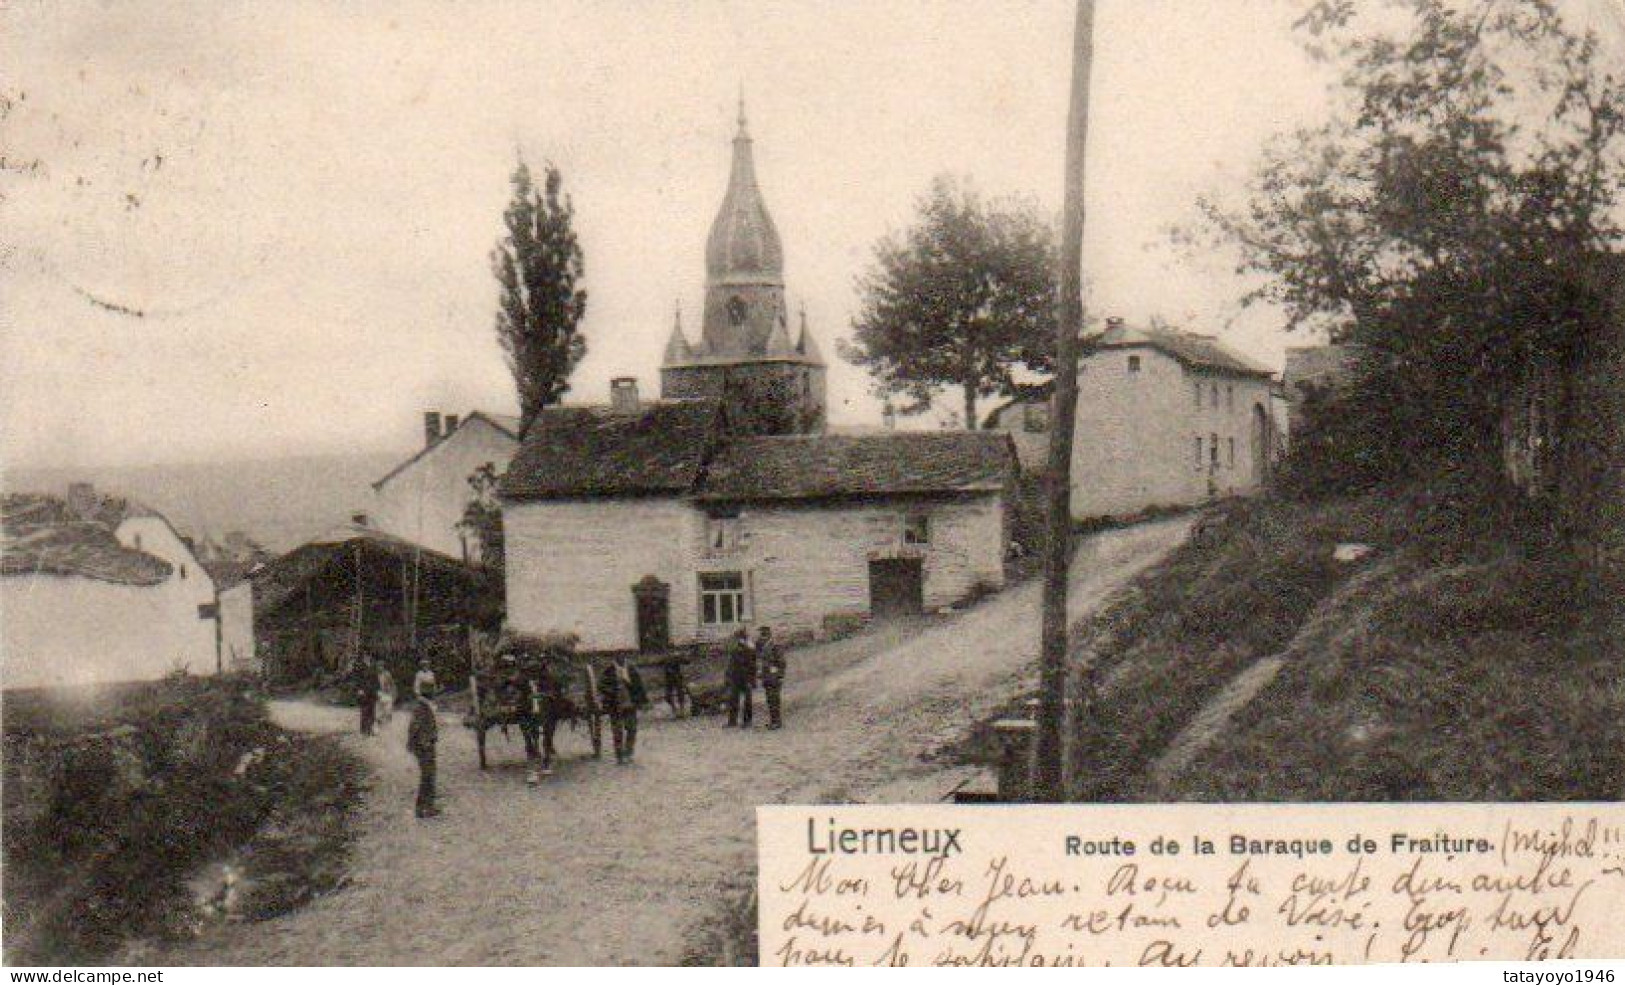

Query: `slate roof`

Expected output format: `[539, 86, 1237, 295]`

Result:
[698, 431, 1015, 502]
[1, 493, 173, 587]
[499, 400, 723, 501]
[1098, 324, 1274, 379]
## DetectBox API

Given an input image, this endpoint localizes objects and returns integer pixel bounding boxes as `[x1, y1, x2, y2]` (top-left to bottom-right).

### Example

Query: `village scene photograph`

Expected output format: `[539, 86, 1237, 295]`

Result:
[1, 0, 1622, 969]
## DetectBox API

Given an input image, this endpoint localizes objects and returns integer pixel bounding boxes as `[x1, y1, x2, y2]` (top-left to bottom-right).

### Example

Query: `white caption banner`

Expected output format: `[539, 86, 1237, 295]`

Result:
[757, 803, 1625, 967]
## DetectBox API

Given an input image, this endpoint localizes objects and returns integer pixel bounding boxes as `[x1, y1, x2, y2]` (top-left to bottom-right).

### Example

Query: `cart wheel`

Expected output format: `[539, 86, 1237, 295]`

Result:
[477, 727, 489, 770]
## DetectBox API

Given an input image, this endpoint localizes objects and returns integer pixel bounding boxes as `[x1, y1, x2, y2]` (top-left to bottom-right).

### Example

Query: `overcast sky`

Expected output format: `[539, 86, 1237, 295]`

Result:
[12, 0, 1602, 470]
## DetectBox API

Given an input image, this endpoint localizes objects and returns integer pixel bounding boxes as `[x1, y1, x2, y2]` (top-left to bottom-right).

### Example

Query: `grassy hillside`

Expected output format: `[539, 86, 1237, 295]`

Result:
[2, 678, 363, 963]
[1068, 483, 1624, 802]
[7, 451, 405, 552]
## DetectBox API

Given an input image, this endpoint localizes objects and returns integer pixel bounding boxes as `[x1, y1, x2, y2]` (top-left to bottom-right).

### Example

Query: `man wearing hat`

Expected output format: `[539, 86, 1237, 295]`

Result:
[406, 675, 441, 818]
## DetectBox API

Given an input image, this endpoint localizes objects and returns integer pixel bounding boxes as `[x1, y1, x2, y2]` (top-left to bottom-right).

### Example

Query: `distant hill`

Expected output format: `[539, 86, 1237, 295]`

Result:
[5, 451, 408, 553]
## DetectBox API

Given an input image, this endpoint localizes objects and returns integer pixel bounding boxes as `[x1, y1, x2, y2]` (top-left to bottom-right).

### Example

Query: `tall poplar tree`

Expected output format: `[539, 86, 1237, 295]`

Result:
[492, 160, 588, 426]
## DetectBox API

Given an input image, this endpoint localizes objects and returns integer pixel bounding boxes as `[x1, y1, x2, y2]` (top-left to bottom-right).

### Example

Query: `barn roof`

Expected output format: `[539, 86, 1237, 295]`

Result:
[1097, 324, 1274, 379]
[698, 431, 1015, 502]
[499, 400, 723, 501]
[247, 524, 489, 618]
[1, 493, 173, 587]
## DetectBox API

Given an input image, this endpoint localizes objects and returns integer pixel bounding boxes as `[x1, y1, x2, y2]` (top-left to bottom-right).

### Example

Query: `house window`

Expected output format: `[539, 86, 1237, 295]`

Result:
[1127, 355, 1141, 374]
[1227, 437, 1236, 469]
[699, 572, 749, 626]
[180, 564, 187, 580]
[1194, 436, 1204, 468]
[1210, 432, 1220, 468]
[1194, 382, 1202, 408]
[1210, 383, 1220, 408]
[133, 534, 142, 550]
[705, 513, 741, 555]
[903, 513, 931, 546]
[1226, 385, 1235, 412]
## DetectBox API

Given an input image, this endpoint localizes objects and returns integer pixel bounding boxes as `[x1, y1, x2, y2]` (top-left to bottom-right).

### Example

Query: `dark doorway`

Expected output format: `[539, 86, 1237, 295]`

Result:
[632, 575, 671, 653]
[868, 558, 924, 619]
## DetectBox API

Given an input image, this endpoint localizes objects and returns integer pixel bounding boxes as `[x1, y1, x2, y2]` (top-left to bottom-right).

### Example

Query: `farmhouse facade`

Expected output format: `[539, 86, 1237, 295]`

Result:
[1, 489, 220, 688]
[369, 410, 520, 563]
[500, 399, 1013, 652]
[988, 319, 1279, 519]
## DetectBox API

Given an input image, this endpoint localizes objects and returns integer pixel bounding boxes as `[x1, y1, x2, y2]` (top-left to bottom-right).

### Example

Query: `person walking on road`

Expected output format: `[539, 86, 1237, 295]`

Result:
[660, 649, 691, 718]
[599, 653, 648, 764]
[407, 678, 440, 818]
[757, 626, 786, 730]
[376, 665, 396, 726]
[724, 628, 757, 727]
[354, 656, 378, 736]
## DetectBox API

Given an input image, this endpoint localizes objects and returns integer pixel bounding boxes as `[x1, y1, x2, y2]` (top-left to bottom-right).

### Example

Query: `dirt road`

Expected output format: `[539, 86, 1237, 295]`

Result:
[168, 518, 1190, 966]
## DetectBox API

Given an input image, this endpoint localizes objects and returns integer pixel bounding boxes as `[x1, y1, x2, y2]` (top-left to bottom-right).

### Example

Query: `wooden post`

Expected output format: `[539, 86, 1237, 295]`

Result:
[1034, 0, 1098, 803]
[351, 540, 364, 665]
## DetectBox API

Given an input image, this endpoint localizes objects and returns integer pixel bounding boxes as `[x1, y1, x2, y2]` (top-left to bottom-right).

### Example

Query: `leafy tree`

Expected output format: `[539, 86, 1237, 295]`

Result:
[1199, 0, 1625, 487]
[839, 176, 1057, 429]
[492, 160, 588, 426]
[458, 462, 504, 577]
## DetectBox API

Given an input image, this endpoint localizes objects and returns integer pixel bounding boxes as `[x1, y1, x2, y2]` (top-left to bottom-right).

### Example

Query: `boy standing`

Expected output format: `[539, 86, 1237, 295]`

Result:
[407, 679, 440, 818]
[724, 628, 756, 727]
[757, 626, 786, 730]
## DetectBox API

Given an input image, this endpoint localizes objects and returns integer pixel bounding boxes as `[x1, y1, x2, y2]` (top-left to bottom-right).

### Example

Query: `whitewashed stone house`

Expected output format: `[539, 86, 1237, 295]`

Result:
[369, 410, 520, 563]
[499, 394, 1014, 653]
[988, 319, 1279, 519]
[498, 106, 1014, 654]
[2, 490, 219, 688]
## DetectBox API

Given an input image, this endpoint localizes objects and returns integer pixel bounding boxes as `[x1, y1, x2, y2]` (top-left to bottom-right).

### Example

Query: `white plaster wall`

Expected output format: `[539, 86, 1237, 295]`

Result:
[372, 419, 517, 561]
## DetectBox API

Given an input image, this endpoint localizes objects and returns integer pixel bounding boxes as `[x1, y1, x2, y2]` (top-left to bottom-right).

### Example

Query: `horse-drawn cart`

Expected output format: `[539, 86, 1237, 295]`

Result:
[462, 634, 603, 781]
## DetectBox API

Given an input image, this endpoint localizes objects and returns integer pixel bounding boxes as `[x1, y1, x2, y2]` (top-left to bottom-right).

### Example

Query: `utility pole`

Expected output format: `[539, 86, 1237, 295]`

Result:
[1033, 0, 1098, 803]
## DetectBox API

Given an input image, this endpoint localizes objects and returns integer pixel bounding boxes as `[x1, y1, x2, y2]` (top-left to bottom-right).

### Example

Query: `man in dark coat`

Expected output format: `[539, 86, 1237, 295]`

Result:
[660, 650, 691, 718]
[598, 653, 648, 764]
[724, 628, 756, 727]
[757, 626, 786, 730]
[406, 678, 440, 818]
[353, 656, 378, 736]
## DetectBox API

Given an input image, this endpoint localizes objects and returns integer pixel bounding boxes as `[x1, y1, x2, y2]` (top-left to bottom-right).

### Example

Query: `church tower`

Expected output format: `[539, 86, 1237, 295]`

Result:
[660, 101, 826, 435]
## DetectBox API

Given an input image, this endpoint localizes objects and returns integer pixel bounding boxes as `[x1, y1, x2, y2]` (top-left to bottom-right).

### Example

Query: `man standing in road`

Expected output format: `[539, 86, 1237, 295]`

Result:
[724, 627, 756, 727]
[757, 626, 786, 730]
[407, 678, 440, 818]
[599, 653, 647, 764]
[354, 656, 378, 736]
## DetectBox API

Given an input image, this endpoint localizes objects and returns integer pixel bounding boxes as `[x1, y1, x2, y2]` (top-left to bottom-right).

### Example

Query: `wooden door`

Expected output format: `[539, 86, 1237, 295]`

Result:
[868, 558, 924, 619]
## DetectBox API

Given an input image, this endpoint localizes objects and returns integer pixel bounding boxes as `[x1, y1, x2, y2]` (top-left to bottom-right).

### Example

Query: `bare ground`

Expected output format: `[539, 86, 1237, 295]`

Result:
[161, 518, 1191, 966]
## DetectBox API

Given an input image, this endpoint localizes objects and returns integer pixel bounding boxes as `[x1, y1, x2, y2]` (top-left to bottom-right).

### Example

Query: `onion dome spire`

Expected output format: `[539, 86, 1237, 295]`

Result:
[704, 95, 783, 284]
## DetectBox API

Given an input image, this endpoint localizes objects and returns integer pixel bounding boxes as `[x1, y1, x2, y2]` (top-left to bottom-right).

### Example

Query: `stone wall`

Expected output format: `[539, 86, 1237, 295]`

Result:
[502, 490, 1007, 652]
[660, 361, 826, 436]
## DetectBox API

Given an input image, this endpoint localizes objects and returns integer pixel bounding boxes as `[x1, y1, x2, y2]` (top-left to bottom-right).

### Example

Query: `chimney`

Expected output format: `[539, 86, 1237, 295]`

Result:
[66, 482, 96, 518]
[610, 377, 640, 414]
[423, 411, 442, 447]
[443, 413, 460, 435]
[1102, 316, 1126, 343]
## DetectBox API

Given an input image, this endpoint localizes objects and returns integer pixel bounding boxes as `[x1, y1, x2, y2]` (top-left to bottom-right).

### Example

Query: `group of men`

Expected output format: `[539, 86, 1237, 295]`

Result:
[389, 626, 788, 821]
[724, 625, 788, 730]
